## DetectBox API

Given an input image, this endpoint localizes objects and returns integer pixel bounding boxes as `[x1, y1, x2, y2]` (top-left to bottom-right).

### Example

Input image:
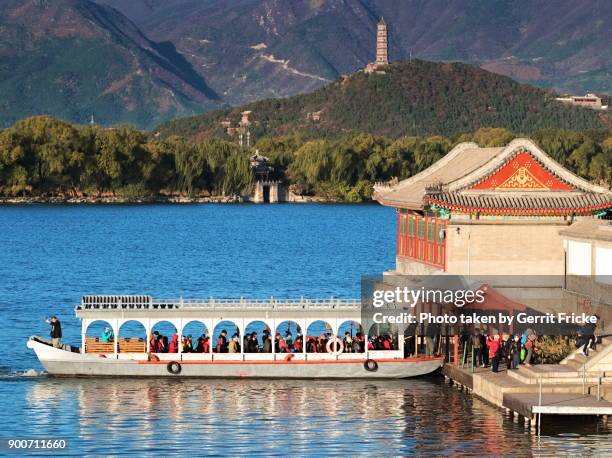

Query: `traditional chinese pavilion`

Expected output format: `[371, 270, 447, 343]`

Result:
[374, 139, 612, 277]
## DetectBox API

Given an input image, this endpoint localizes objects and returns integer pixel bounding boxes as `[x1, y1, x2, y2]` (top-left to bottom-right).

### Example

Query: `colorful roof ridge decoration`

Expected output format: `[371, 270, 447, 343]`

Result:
[373, 138, 612, 216]
[469, 151, 575, 192]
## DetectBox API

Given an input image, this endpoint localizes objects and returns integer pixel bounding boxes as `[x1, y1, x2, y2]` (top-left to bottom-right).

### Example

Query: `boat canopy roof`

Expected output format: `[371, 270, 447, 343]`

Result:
[75, 295, 363, 321]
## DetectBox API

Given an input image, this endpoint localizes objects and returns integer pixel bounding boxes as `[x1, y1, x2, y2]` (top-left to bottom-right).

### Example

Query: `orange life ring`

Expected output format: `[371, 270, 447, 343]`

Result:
[326, 336, 344, 355]
[284, 353, 295, 361]
[148, 353, 160, 362]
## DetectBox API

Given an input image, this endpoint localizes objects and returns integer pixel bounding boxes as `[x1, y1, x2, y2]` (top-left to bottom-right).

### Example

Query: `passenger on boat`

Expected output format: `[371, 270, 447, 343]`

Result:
[285, 331, 293, 349]
[356, 333, 365, 352]
[46, 316, 62, 348]
[262, 331, 272, 353]
[168, 334, 179, 353]
[246, 332, 259, 353]
[293, 335, 303, 352]
[101, 327, 114, 343]
[277, 333, 289, 353]
[228, 335, 240, 353]
[318, 334, 328, 352]
[197, 334, 210, 353]
[216, 330, 228, 353]
[158, 334, 168, 353]
[196, 334, 207, 352]
[343, 332, 353, 353]
[150, 331, 160, 352]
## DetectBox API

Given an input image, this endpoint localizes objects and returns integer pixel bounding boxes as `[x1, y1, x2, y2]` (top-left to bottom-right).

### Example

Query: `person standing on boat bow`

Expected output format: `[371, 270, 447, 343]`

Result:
[46, 315, 62, 348]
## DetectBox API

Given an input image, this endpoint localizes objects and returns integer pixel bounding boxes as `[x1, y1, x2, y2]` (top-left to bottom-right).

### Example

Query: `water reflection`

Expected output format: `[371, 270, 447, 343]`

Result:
[16, 377, 609, 456]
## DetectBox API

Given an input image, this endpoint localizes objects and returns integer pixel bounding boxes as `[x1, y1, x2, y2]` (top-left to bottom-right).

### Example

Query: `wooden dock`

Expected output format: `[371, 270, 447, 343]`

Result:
[504, 392, 612, 417]
[441, 363, 611, 430]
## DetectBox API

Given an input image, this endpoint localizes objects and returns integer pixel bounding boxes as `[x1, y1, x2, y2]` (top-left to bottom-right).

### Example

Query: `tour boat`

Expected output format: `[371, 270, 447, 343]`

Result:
[27, 295, 444, 378]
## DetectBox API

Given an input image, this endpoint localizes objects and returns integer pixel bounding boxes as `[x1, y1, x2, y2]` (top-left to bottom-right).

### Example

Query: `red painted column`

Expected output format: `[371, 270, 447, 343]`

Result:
[397, 211, 404, 257]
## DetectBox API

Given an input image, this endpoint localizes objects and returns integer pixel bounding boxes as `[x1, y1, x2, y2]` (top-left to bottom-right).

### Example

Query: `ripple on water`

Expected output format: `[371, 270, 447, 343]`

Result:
[0, 377, 609, 456]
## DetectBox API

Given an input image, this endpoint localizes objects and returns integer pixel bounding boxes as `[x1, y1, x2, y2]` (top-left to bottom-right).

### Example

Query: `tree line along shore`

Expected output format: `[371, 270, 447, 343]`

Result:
[0, 116, 610, 203]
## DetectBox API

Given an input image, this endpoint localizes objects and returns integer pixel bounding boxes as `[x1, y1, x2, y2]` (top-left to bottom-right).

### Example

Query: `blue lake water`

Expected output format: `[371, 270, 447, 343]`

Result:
[0, 204, 610, 456]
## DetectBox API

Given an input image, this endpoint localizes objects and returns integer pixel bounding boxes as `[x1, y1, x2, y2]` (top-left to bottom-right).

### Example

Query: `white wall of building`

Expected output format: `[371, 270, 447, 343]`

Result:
[595, 246, 612, 284]
[567, 240, 592, 275]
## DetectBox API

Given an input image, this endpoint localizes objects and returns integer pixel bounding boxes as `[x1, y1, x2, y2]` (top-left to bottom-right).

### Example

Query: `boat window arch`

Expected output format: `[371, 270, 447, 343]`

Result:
[305, 320, 333, 353]
[274, 320, 302, 353]
[338, 320, 364, 352]
[85, 320, 115, 339]
[151, 320, 177, 335]
[117, 320, 147, 353]
[244, 320, 271, 348]
[338, 320, 362, 337]
[118, 320, 147, 340]
[181, 320, 209, 339]
[275, 320, 302, 339]
[212, 320, 240, 353]
[182, 320, 210, 353]
[149, 321, 178, 353]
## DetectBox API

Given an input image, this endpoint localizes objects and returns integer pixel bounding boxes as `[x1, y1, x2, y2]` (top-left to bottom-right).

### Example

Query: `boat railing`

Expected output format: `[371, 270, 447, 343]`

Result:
[77, 295, 362, 311]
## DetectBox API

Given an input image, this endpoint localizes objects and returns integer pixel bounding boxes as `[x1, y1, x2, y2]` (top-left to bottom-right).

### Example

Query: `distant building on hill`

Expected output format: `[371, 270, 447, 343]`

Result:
[365, 18, 389, 73]
[375, 17, 388, 66]
[555, 93, 607, 110]
[220, 111, 254, 146]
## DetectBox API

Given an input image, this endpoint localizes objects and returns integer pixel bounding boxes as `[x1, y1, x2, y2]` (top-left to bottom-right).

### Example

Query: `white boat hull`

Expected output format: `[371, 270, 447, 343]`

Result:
[27, 338, 444, 379]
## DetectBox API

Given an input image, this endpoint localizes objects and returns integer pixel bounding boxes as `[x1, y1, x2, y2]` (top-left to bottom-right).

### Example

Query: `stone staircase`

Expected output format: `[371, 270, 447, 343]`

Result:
[560, 335, 612, 372]
[504, 336, 612, 398]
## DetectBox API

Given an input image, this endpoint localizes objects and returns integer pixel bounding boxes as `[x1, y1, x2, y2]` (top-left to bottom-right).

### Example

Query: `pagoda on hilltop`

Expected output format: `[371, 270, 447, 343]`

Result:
[365, 18, 389, 73]
[373, 139, 612, 278]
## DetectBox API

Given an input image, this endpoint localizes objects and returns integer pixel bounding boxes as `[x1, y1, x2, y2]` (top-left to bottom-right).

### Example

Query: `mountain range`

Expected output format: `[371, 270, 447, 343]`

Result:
[1, 0, 610, 129]
[0, 0, 222, 128]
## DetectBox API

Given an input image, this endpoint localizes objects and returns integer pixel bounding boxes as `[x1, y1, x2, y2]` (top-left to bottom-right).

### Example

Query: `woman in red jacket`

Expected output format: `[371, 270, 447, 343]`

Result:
[168, 334, 178, 353]
[488, 334, 501, 373]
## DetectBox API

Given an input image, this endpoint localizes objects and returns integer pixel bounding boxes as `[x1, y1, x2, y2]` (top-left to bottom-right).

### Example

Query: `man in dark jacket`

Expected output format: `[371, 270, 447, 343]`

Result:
[47, 316, 62, 348]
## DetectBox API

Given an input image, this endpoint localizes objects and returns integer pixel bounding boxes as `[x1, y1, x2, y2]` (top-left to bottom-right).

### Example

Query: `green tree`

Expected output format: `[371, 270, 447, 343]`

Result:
[472, 127, 513, 147]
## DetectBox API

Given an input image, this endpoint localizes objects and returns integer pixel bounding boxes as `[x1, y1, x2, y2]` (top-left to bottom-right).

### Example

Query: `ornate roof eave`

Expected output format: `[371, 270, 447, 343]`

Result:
[447, 138, 610, 194]
[427, 197, 610, 216]
[373, 142, 481, 206]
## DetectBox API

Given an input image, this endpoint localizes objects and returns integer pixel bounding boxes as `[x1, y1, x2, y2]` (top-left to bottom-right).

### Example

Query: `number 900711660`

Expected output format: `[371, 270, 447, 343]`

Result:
[2, 439, 68, 451]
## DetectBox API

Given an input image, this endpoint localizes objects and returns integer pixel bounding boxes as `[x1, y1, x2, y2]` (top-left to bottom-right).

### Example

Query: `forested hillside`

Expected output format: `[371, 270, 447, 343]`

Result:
[157, 61, 608, 141]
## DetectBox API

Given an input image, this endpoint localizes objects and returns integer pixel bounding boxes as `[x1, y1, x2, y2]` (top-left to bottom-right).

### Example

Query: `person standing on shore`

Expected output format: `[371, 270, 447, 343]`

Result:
[480, 332, 489, 367]
[522, 331, 535, 366]
[512, 335, 521, 369]
[471, 330, 482, 367]
[488, 334, 501, 373]
[46, 316, 62, 348]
